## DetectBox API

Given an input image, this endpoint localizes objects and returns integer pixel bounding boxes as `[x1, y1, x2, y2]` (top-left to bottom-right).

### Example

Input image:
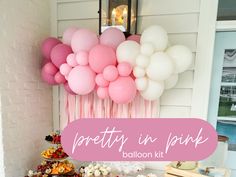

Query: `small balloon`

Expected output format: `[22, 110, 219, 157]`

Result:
[140, 43, 154, 56]
[41, 58, 51, 67]
[62, 27, 78, 45]
[95, 74, 109, 87]
[41, 68, 57, 85]
[54, 72, 66, 84]
[136, 54, 150, 68]
[133, 66, 146, 78]
[117, 62, 132, 76]
[66, 53, 78, 67]
[127, 34, 141, 44]
[75, 51, 89, 66]
[41, 37, 61, 59]
[165, 74, 179, 89]
[71, 29, 99, 52]
[51, 44, 72, 68]
[97, 87, 109, 99]
[135, 77, 148, 91]
[140, 80, 164, 101]
[60, 63, 72, 76]
[103, 65, 119, 82]
[43, 62, 58, 75]
[64, 82, 76, 95]
[100, 28, 126, 49]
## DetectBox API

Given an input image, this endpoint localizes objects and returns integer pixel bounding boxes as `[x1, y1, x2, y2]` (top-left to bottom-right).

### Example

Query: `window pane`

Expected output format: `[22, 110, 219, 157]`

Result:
[217, 0, 236, 20]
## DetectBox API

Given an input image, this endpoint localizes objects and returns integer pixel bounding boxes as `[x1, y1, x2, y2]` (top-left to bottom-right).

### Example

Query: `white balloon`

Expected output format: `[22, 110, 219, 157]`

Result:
[117, 41, 140, 67]
[140, 25, 168, 51]
[135, 77, 148, 91]
[166, 45, 193, 73]
[136, 54, 150, 68]
[140, 79, 164, 100]
[133, 66, 146, 78]
[165, 74, 178, 89]
[146, 52, 174, 81]
[140, 43, 154, 56]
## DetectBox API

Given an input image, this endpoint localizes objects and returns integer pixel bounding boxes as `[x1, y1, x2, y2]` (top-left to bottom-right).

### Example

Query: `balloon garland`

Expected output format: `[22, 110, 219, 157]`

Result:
[41, 25, 193, 104]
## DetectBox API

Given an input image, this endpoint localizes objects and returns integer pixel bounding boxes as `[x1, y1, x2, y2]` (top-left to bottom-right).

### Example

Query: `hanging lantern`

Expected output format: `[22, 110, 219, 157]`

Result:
[98, 0, 138, 37]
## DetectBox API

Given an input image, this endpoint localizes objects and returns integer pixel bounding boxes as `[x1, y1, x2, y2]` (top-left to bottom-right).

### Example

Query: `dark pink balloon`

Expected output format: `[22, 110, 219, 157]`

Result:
[43, 62, 58, 75]
[54, 72, 66, 84]
[41, 68, 58, 85]
[127, 34, 141, 44]
[64, 82, 76, 95]
[41, 58, 51, 67]
[51, 44, 72, 68]
[41, 37, 61, 59]
[89, 44, 117, 73]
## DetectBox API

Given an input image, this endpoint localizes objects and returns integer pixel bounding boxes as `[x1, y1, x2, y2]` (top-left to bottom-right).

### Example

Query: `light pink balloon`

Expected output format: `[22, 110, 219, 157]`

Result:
[66, 53, 78, 67]
[89, 44, 117, 73]
[42, 58, 51, 67]
[100, 28, 126, 49]
[62, 27, 78, 45]
[97, 87, 109, 99]
[103, 65, 119, 82]
[68, 66, 96, 95]
[127, 34, 141, 44]
[43, 62, 58, 75]
[95, 74, 109, 87]
[109, 76, 136, 104]
[117, 62, 132, 76]
[76, 51, 89, 66]
[60, 63, 72, 76]
[41, 67, 57, 85]
[51, 44, 72, 68]
[41, 37, 61, 59]
[64, 82, 76, 95]
[54, 72, 66, 84]
[71, 29, 99, 53]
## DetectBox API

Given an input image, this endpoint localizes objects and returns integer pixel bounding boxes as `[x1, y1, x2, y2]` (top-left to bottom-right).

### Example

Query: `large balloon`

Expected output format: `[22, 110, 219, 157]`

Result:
[127, 34, 141, 44]
[116, 41, 140, 67]
[140, 80, 164, 100]
[166, 45, 193, 73]
[146, 52, 174, 81]
[109, 76, 136, 104]
[41, 37, 61, 59]
[71, 29, 99, 52]
[165, 74, 178, 89]
[51, 44, 72, 68]
[64, 82, 76, 95]
[42, 58, 51, 67]
[140, 25, 168, 51]
[43, 62, 58, 75]
[68, 66, 96, 95]
[89, 44, 116, 73]
[41, 67, 57, 85]
[62, 27, 78, 45]
[100, 28, 125, 49]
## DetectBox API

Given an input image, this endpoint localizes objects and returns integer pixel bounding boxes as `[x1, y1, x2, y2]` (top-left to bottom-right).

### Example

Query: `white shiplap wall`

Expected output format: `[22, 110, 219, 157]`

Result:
[53, 0, 201, 120]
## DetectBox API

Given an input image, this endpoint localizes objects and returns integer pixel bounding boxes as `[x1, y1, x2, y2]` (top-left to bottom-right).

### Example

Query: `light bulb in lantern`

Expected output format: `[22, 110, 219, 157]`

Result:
[111, 8, 116, 26]
[123, 7, 128, 29]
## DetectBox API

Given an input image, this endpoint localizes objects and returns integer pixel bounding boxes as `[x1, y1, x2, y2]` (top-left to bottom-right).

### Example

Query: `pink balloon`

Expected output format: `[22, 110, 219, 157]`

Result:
[64, 82, 76, 95]
[41, 37, 61, 59]
[117, 62, 132, 76]
[54, 72, 66, 84]
[42, 58, 51, 67]
[68, 66, 96, 95]
[60, 63, 72, 76]
[100, 28, 126, 49]
[103, 65, 118, 82]
[43, 62, 58, 75]
[51, 44, 72, 68]
[41, 67, 57, 85]
[62, 27, 78, 45]
[71, 29, 99, 53]
[97, 87, 109, 99]
[66, 53, 78, 67]
[95, 74, 109, 87]
[109, 76, 136, 104]
[75, 51, 89, 66]
[127, 34, 141, 44]
[89, 44, 117, 73]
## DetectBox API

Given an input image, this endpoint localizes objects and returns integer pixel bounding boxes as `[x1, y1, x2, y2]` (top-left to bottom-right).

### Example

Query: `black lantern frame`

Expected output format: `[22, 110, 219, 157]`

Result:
[98, 0, 138, 37]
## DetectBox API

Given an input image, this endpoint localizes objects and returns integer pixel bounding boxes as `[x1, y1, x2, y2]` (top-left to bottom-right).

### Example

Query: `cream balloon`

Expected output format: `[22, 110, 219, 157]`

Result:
[146, 52, 174, 81]
[164, 74, 179, 89]
[116, 41, 140, 67]
[136, 54, 150, 68]
[135, 77, 148, 91]
[140, 79, 164, 101]
[140, 25, 168, 51]
[166, 45, 193, 73]
[140, 43, 154, 56]
[133, 66, 146, 78]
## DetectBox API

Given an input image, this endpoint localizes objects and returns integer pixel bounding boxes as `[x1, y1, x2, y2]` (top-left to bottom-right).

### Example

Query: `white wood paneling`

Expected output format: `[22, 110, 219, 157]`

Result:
[175, 71, 194, 89]
[160, 106, 191, 118]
